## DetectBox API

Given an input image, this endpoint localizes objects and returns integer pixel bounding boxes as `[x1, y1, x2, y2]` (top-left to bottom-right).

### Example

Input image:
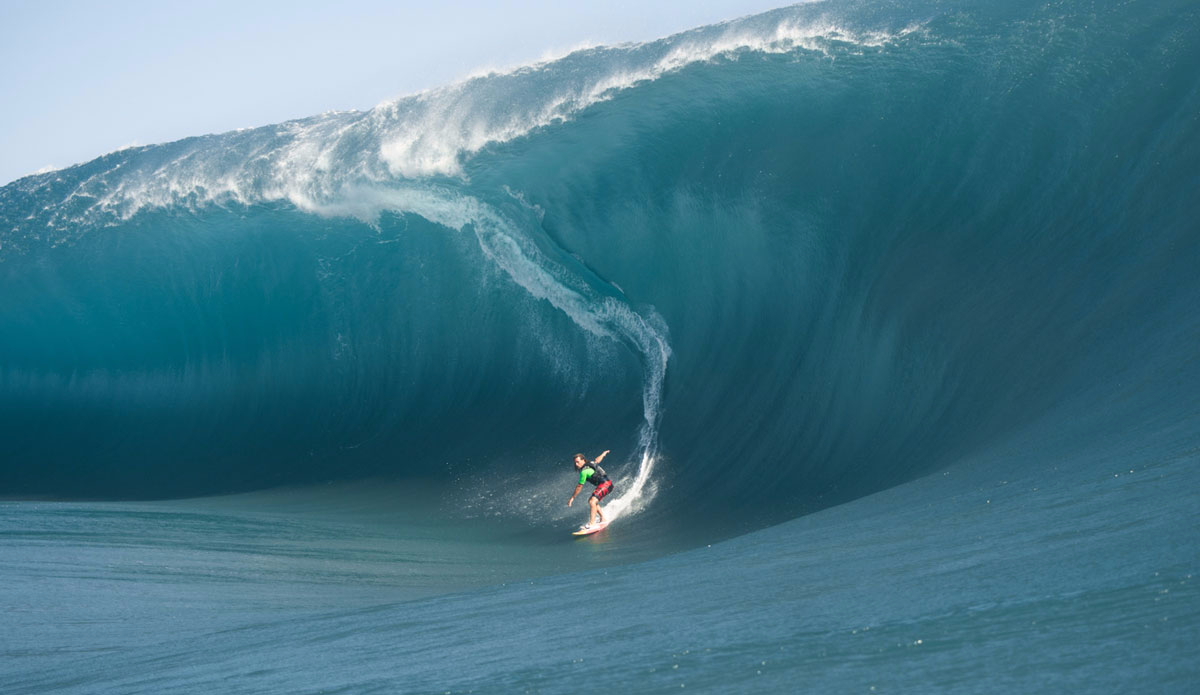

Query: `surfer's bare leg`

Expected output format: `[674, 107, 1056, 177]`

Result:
[589, 496, 604, 524]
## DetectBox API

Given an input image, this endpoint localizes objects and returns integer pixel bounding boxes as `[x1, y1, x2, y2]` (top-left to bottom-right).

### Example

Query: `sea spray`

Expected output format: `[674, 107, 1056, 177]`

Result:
[312, 184, 672, 518]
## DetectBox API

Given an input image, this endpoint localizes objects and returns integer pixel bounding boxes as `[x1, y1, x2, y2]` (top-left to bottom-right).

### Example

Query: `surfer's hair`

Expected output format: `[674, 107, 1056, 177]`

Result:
[574, 453, 586, 462]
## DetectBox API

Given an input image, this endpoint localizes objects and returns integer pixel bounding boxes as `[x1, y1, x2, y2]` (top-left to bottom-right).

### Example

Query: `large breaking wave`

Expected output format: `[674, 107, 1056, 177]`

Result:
[2, 0, 1197, 535]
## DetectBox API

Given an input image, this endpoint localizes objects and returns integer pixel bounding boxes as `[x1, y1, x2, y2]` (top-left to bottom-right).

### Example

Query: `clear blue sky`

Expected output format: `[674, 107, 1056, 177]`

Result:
[1, 0, 786, 185]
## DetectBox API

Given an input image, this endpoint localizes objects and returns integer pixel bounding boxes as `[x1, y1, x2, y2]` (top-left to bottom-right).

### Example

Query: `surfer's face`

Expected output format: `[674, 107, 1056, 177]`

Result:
[574, 456, 586, 468]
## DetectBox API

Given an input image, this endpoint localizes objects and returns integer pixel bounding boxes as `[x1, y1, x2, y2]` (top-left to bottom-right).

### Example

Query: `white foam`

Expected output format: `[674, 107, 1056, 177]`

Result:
[461, 40, 602, 83]
[303, 184, 672, 518]
[27, 9, 920, 232]
[371, 16, 919, 181]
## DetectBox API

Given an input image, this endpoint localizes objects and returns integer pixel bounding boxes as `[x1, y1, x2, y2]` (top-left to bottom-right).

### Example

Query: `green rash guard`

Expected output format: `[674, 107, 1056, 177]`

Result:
[579, 465, 610, 486]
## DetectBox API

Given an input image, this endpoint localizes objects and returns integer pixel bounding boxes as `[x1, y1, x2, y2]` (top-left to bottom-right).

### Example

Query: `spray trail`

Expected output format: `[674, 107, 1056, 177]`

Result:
[311, 184, 671, 518]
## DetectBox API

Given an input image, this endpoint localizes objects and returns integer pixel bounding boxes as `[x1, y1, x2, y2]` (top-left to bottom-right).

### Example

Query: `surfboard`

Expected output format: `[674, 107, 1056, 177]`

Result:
[572, 520, 610, 536]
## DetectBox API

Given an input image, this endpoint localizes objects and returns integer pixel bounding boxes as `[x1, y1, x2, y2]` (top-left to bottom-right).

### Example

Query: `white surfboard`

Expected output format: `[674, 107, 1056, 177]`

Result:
[571, 519, 611, 536]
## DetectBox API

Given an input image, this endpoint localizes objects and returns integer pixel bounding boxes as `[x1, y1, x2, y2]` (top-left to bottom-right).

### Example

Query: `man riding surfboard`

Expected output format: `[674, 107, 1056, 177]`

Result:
[568, 450, 612, 530]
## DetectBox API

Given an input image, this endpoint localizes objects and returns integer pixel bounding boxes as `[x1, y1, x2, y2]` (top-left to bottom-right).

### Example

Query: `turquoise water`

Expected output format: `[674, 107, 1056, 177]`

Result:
[2, 0, 1199, 691]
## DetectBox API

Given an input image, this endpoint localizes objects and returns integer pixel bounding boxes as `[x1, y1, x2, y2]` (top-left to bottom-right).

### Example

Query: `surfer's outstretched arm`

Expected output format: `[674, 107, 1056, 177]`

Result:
[568, 484, 584, 506]
[594, 449, 610, 464]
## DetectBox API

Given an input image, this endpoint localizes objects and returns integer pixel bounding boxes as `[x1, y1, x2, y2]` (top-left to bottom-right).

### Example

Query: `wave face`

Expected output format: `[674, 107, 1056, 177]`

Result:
[2, 0, 1198, 525]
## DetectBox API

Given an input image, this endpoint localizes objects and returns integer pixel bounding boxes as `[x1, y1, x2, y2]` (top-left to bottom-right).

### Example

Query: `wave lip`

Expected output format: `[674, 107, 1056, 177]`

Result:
[374, 13, 921, 180]
[1, 3, 920, 247]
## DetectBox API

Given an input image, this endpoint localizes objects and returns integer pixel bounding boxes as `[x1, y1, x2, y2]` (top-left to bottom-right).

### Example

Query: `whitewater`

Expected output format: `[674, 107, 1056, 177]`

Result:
[2, 0, 1199, 692]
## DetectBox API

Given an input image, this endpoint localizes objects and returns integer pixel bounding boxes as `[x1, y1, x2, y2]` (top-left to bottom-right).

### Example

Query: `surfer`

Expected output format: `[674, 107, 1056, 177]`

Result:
[568, 450, 612, 529]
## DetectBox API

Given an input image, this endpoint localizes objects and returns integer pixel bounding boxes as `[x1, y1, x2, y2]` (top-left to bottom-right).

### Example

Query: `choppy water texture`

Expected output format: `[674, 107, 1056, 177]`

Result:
[2, 0, 1199, 692]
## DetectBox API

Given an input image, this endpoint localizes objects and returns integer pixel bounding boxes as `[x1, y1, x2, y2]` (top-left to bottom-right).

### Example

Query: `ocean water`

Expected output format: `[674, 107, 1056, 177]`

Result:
[2, 0, 1199, 692]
